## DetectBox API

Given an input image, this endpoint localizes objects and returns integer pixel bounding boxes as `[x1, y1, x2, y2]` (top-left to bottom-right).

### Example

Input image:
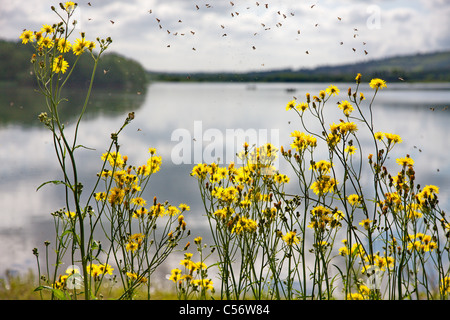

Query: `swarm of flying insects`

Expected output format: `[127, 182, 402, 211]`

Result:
[143, 1, 370, 63]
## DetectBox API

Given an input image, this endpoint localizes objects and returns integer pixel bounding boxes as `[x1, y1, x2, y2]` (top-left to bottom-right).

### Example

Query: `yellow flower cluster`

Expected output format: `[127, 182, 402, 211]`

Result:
[95, 149, 189, 226]
[126, 271, 148, 284]
[406, 233, 438, 253]
[238, 143, 278, 172]
[169, 253, 214, 293]
[359, 218, 372, 230]
[19, 2, 103, 75]
[231, 216, 258, 235]
[52, 266, 82, 290]
[126, 233, 145, 253]
[308, 205, 343, 231]
[362, 254, 395, 273]
[347, 284, 371, 300]
[282, 231, 300, 246]
[340, 239, 395, 276]
[441, 277, 450, 295]
[192, 143, 287, 237]
[338, 100, 354, 117]
[416, 185, 439, 206]
[338, 240, 366, 257]
[286, 100, 308, 112]
[87, 263, 114, 278]
[309, 160, 333, 175]
[374, 132, 403, 145]
[330, 121, 358, 137]
[290, 131, 317, 152]
[310, 175, 338, 195]
[396, 156, 414, 167]
[347, 194, 361, 207]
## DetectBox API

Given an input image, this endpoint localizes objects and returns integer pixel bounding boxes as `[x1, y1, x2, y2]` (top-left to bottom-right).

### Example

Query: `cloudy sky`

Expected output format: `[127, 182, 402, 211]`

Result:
[2, 0, 450, 72]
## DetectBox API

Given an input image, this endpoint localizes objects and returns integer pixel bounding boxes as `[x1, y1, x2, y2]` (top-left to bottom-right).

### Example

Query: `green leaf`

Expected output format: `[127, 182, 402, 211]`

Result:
[61, 229, 75, 238]
[73, 144, 96, 151]
[36, 180, 74, 192]
[34, 286, 68, 300]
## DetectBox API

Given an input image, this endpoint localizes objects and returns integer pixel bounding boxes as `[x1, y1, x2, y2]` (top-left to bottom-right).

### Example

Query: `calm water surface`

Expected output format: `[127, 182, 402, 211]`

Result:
[1, 81, 449, 280]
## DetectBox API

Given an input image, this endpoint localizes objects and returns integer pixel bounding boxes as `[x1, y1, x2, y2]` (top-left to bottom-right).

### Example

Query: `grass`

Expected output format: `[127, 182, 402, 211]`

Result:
[0, 269, 179, 300]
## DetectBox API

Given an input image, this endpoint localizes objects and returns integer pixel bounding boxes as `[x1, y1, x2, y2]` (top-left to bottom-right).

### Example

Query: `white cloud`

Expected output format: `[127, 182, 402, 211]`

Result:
[2, 0, 450, 72]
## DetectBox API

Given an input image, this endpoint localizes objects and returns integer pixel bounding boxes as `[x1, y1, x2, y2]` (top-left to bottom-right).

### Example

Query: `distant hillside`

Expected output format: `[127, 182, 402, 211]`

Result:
[148, 51, 450, 83]
[0, 39, 149, 92]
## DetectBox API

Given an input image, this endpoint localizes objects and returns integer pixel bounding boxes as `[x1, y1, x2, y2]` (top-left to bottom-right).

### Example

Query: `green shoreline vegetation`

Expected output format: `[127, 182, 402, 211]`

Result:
[0, 39, 148, 92]
[0, 269, 178, 300]
[147, 50, 450, 83]
[2, 38, 450, 87]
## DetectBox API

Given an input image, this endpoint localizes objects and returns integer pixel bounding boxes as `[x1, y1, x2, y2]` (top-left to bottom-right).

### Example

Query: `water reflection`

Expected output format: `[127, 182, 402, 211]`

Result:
[1, 82, 449, 282]
[0, 85, 146, 127]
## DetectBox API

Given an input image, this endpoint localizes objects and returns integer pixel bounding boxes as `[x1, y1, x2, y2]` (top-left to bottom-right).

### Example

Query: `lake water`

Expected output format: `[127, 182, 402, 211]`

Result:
[1, 81, 449, 284]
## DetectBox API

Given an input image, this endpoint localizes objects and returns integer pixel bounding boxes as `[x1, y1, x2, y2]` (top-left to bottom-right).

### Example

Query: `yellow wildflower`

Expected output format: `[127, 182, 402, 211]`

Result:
[423, 185, 439, 195]
[309, 160, 333, 174]
[141, 155, 161, 175]
[19, 30, 35, 44]
[369, 78, 387, 90]
[359, 218, 372, 230]
[310, 175, 338, 195]
[65, 1, 76, 12]
[108, 187, 125, 205]
[87, 264, 103, 278]
[396, 156, 414, 167]
[326, 133, 341, 148]
[347, 292, 365, 300]
[57, 38, 72, 53]
[131, 197, 146, 206]
[126, 272, 146, 283]
[273, 173, 290, 184]
[374, 132, 384, 140]
[167, 205, 181, 216]
[179, 203, 190, 211]
[126, 241, 139, 252]
[191, 279, 214, 291]
[86, 40, 96, 51]
[132, 207, 149, 218]
[232, 216, 258, 235]
[345, 145, 357, 155]
[440, 277, 450, 295]
[326, 85, 340, 96]
[65, 211, 77, 219]
[39, 37, 54, 49]
[286, 99, 296, 110]
[150, 204, 166, 217]
[347, 194, 360, 206]
[308, 206, 342, 231]
[98, 264, 114, 275]
[169, 268, 182, 282]
[296, 102, 309, 112]
[339, 100, 354, 116]
[41, 24, 54, 34]
[101, 151, 124, 168]
[73, 37, 88, 55]
[282, 231, 300, 246]
[384, 133, 402, 144]
[290, 131, 317, 151]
